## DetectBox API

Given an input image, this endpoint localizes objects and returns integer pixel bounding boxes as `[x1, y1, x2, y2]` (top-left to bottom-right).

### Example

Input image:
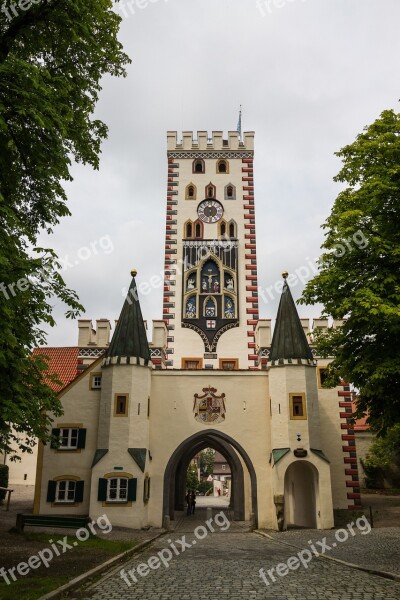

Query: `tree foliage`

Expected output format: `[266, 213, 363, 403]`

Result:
[200, 447, 215, 477]
[362, 424, 400, 489]
[186, 464, 199, 491]
[300, 109, 400, 434]
[0, 1, 130, 458]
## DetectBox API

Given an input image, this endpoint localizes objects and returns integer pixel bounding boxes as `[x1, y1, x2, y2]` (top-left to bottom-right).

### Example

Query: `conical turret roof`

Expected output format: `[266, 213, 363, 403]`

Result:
[270, 273, 313, 362]
[106, 270, 150, 363]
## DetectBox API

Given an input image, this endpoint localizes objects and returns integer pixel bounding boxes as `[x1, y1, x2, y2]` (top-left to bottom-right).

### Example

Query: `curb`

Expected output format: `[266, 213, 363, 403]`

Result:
[254, 530, 400, 584]
[38, 531, 165, 600]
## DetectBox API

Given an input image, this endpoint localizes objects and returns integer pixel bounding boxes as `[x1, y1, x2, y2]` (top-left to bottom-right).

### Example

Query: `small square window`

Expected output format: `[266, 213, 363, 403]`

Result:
[60, 428, 79, 449]
[90, 373, 102, 389]
[56, 480, 76, 503]
[107, 478, 128, 502]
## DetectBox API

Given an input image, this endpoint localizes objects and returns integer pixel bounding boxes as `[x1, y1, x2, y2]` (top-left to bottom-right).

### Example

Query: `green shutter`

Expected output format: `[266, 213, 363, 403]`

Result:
[47, 480, 56, 502]
[98, 478, 107, 501]
[75, 480, 84, 503]
[50, 428, 60, 449]
[128, 478, 137, 501]
[77, 429, 87, 449]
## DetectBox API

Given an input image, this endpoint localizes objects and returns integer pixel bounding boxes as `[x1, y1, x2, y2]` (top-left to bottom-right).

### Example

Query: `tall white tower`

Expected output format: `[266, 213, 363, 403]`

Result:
[162, 130, 259, 370]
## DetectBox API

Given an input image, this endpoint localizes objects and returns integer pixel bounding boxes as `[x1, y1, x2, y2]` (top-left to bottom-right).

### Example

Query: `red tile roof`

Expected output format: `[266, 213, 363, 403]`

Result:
[352, 400, 369, 431]
[32, 347, 80, 392]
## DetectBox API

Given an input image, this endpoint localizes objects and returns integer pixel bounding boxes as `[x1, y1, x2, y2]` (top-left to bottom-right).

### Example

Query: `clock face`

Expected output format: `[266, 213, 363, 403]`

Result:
[197, 200, 224, 224]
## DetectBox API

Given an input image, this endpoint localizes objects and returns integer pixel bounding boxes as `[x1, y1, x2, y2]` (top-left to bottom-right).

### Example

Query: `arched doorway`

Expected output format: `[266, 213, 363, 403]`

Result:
[163, 430, 258, 525]
[284, 461, 318, 528]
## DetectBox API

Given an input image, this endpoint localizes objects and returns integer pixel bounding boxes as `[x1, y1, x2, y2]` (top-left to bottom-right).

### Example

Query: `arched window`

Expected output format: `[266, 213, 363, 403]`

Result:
[229, 220, 236, 238]
[185, 183, 197, 200]
[205, 182, 216, 199]
[193, 219, 203, 239]
[224, 183, 236, 200]
[218, 220, 227, 238]
[220, 222, 226, 236]
[217, 159, 229, 174]
[184, 220, 193, 238]
[193, 159, 205, 174]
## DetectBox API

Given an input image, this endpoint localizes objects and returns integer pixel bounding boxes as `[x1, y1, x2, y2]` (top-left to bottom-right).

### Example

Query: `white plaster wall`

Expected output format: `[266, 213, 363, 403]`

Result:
[147, 370, 273, 527]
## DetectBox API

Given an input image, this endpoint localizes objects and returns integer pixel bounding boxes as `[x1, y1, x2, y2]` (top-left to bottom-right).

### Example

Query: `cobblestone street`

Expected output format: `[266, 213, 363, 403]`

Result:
[83, 506, 400, 600]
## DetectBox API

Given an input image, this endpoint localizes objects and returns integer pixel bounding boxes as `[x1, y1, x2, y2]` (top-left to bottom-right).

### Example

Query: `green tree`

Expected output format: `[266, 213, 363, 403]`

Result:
[362, 423, 400, 488]
[0, 1, 130, 458]
[186, 464, 199, 491]
[200, 447, 215, 477]
[300, 109, 400, 434]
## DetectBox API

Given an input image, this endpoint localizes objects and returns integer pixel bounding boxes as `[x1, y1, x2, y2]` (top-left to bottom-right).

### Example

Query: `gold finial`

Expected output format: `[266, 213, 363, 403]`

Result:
[130, 268, 137, 277]
[282, 271, 289, 280]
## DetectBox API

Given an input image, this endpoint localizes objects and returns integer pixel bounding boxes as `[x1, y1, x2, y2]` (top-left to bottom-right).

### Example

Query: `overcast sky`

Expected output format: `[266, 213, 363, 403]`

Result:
[40, 0, 400, 347]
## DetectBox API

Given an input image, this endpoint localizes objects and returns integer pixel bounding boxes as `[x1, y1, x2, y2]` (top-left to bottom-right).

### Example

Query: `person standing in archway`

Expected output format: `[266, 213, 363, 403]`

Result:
[186, 491, 191, 516]
[190, 490, 196, 515]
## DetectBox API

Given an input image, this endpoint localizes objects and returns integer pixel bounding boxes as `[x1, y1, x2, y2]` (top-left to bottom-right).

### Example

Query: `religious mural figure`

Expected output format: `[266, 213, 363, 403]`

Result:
[226, 277, 234, 290]
[202, 280, 208, 293]
[201, 260, 220, 294]
[213, 280, 219, 293]
[187, 277, 195, 290]
[185, 297, 196, 319]
[224, 297, 235, 319]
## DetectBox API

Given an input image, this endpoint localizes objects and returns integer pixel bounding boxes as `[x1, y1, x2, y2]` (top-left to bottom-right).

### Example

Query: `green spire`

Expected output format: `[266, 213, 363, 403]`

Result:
[270, 272, 313, 362]
[106, 270, 150, 363]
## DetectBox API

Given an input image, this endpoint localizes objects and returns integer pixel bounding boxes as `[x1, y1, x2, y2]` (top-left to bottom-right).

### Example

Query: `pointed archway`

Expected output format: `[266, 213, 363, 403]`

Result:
[163, 430, 258, 525]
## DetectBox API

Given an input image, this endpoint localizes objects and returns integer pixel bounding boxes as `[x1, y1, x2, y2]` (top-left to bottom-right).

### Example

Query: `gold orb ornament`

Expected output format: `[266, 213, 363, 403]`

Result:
[282, 271, 289, 280]
[130, 268, 137, 277]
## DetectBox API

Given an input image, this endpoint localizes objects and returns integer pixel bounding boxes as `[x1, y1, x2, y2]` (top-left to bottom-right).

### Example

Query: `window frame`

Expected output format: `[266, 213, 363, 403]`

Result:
[317, 367, 328, 388]
[107, 477, 128, 503]
[219, 358, 239, 370]
[89, 372, 102, 390]
[182, 358, 203, 370]
[289, 393, 307, 420]
[114, 393, 129, 417]
[192, 159, 205, 174]
[55, 479, 77, 504]
[216, 159, 229, 174]
[60, 427, 79, 449]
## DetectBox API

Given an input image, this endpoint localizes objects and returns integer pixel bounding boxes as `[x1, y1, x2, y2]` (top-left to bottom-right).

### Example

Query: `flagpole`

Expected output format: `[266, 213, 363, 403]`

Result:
[237, 105, 242, 142]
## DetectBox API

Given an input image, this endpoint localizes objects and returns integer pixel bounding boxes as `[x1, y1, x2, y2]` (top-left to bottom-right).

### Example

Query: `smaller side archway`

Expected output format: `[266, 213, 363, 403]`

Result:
[284, 461, 318, 528]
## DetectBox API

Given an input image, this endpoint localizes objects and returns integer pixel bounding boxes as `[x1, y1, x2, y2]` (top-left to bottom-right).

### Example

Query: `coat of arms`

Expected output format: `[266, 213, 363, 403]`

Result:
[193, 386, 226, 424]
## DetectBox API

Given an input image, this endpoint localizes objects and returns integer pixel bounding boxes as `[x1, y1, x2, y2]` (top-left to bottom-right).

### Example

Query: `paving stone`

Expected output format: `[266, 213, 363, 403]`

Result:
[83, 509, 400, 600]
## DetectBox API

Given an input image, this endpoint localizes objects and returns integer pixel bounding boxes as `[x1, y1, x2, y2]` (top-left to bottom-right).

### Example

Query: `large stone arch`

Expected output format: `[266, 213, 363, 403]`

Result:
[163, 430, 258, 525]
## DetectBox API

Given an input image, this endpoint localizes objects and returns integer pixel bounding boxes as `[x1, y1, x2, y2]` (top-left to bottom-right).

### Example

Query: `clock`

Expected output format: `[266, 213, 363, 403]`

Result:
[197, 200, 224, 224]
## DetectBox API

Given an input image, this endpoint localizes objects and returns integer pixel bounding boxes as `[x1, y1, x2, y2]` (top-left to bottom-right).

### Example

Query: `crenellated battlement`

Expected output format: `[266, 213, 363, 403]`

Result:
[167, 130, 254, 152]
